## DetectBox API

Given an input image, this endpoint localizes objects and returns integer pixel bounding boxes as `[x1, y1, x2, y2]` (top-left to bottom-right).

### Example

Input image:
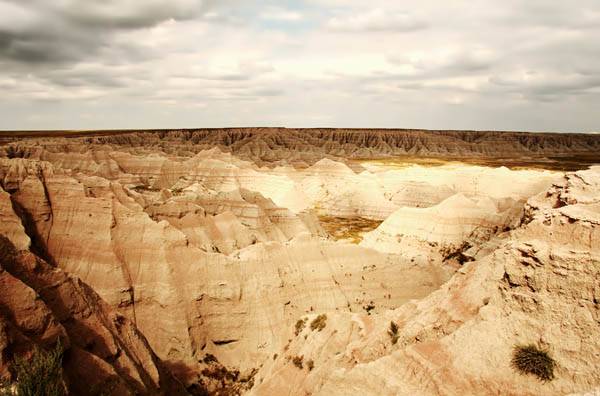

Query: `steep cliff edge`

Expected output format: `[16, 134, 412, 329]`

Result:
[0, 236, 190, 395]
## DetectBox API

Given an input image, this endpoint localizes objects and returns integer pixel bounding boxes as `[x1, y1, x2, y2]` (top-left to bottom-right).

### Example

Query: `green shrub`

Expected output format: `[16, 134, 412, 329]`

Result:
[388, 321, 399, 345]
[363, 302, 375, 315]
[203, 354, 218, 364]
[306, 360, 314, 371]
[310, 314, 327, 332]
[13, 340, 66, 396]
[0, 382, 16, 396]
[294, 318, 307, 336]
[511, 344, 555, 381]
[291, 356, 303, 369]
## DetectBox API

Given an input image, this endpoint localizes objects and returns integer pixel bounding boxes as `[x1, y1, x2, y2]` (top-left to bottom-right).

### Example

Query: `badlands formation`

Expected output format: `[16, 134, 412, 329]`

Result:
[0, 128, 599, 395]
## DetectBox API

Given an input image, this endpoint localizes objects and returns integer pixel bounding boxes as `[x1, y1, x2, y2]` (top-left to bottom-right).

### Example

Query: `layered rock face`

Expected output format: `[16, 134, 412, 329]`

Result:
[0, 129, 599, 395]
[0, 156, 453, 373]
[0, 235, 186, 395]
[252, 167, 600, 396]
[0, 148, 464, 383]
[3, 127, 600, 168]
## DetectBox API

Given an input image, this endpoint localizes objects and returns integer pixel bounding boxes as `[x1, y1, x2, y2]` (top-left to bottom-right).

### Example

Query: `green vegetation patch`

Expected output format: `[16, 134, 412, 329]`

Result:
[12, 341, 66, 396]
[292, 356, 303, 369]
[388, 321, 399, 345]
[294, 318, 307, 336]
[310, 314, 327, 332]
[511, 344, 556, 381]
[318, 216, 382, 244]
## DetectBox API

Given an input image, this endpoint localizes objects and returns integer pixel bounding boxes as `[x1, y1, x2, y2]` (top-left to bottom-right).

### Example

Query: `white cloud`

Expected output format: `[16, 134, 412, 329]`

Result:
[260, 7, 303, 22]
[0, 0, 599, 131]
[388, 47, 497, 77]
[326, 8, 427, 32]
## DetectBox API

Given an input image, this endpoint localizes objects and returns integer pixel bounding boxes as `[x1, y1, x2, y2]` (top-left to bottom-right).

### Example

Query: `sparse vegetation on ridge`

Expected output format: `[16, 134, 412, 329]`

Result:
[363, 301, 375, 314]
[511, 344, 556, 381]
[294, 318, 307, 336]
[440, 242, 473, 264]
[310, 314, 327, 331]
[388, 321, 399, 345]
[203, 354, 218, 364]
[292, 356, 303, 369]
[200, 362, 258, 396]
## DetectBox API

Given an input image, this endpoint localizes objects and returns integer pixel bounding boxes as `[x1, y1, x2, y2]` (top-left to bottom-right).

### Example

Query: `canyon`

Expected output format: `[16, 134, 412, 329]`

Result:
[0, 128, 599, 395]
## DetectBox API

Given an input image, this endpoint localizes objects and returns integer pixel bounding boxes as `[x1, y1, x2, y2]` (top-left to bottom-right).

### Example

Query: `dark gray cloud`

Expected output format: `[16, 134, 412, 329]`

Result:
[0, 0, 211, 65]
[0, 28, 98, 64]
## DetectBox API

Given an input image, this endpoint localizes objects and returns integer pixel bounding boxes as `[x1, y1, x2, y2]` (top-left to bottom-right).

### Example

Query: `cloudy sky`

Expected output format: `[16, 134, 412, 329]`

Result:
[1, 0, 599, 131]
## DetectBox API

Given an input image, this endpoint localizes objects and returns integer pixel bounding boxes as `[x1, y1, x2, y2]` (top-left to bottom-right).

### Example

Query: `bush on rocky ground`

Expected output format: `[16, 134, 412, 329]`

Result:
[310, 314, 327, 332]
[512, 344, 556, 381]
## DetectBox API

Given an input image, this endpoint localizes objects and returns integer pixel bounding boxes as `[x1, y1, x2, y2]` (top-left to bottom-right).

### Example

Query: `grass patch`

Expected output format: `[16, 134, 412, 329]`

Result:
[306, 360, 314, 371]
[511, 344, 556, 381]
[0, 382, 15, 396]
[363, 302, 375, 315]
[388, 321, 399, 345]
[202, 354, 218, 364]
[440, 242, 473, 264]
[318, 216, 382, 244]
[355, 154, 600, 172]
[291, 356, 303, 369]
[201, 366, 239, 383]
[12, 340, 66, 396]
[310, 314, 327, 332]
[294, 318, 307, 336]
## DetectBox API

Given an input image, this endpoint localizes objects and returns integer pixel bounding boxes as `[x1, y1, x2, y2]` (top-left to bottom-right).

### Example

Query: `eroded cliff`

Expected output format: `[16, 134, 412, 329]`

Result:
[3, 128, 600, 169]
[0, 130, 598, 395]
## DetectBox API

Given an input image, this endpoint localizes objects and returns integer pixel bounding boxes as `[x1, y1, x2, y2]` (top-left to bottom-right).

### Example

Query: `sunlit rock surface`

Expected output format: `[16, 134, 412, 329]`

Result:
[253, 167, 600, 396]
[1, 129, 599, 395]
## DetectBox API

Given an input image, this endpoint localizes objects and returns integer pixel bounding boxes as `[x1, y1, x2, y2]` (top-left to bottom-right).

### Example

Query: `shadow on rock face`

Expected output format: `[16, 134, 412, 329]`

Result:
[0, 234, 189, 396]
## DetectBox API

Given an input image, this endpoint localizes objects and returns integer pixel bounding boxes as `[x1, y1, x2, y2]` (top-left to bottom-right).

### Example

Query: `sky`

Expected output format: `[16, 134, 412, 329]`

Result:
[0, 0, 599, 132]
